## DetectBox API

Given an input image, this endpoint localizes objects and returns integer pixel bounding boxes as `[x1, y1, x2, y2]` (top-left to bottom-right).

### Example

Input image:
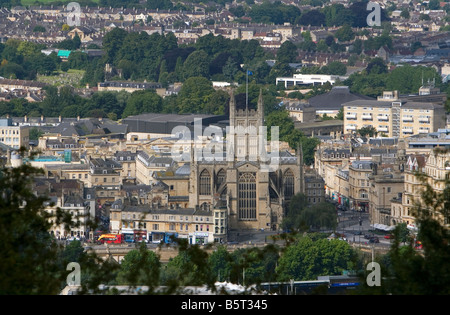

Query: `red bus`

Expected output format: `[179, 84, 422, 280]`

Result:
[97, 233, 124, 244]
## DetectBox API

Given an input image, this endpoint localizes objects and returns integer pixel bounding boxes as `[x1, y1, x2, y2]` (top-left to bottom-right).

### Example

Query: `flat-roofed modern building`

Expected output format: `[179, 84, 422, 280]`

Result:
[343, 91, 446, 138]
[276, 74, 348, 88]
[0, 118, 30, 149]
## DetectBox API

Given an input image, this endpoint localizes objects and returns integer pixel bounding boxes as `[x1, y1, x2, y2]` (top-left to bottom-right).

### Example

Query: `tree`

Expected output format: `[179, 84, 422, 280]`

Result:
[335, 107, 344, 120]
[102, 27, 128, 64]
[29, 127, 44, 140]
[323, 61, 347, 76]
[419, 13, 431, 21]
[400, 9, 410, 19]
[33, 25, 46, 33]
[366, 57, 388, 75]
[298, 202, 338, 232]
[276, 235, 356, 281]
[222, 57, 239, 82]
[335, 24, 355, 42]
[182, 50, 210, 79]
[122, 90, 163, 118]
[161, 239, 215, 292]
[17, 41, 42, 58]
[204, 90, 230, 115]
[323, 3, 355, 26]
[146, 0, 173, 10]
[282, 193, 309, 232]
[428, 0, 440, 10]
[117, 243, 161, 291]
[298, 10, 326, 26]
[208, 245, 233, 282]
[357, 126, 377, 137]
[0, 151, 72, 294]
[230, 245, 280, 286]
[385, 64, 440, 94]
[176, 77, 215, 114]
[276, 40, 298, 64]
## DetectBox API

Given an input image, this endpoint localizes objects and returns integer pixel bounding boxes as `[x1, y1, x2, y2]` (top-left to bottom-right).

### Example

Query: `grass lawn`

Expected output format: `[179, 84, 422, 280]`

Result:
[37, 69, 85, 87]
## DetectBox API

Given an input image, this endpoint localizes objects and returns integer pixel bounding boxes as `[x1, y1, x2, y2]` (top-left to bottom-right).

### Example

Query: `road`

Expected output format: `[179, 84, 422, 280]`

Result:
[80, 209, 393, 251]
[227, 208, 393, 249]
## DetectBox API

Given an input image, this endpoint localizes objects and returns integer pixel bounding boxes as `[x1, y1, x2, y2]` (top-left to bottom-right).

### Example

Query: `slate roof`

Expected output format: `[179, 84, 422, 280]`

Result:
[50, 118, 127, 137]
[308, 86, 375, 110]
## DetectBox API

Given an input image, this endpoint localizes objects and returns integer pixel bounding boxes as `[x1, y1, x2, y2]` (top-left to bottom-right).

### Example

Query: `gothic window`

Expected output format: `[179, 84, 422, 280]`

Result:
[199, 169, 211, 195]
[216, 169, 226, 188]
[238, 172, 256, 220]
[283, 169, 295, 199]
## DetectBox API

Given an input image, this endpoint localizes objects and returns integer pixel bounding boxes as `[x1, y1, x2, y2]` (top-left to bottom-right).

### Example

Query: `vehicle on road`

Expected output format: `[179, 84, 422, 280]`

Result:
[97, 233, 124, 244]
[369, 236, 379, 243]
[384, 234, 394, 239]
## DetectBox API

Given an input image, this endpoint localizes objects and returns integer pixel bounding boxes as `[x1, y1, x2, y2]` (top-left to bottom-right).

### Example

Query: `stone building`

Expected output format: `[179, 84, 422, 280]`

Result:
[188, 91, 304, 235]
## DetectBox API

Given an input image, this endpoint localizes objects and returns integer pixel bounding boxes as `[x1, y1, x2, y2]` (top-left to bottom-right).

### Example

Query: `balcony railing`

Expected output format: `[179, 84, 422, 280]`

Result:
[377, 115, 389, 121]
[378, 126, 388, 132]
[418, 118, 430, 123]
[362, 114, 373, 120]
[402, 116, 414, 122]
[345, 114, 357, 120]
[402, 128, 414, 134]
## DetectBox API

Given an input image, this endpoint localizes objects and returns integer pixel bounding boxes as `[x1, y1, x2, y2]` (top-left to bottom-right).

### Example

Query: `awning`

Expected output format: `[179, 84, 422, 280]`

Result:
[370, 223, 395, 231]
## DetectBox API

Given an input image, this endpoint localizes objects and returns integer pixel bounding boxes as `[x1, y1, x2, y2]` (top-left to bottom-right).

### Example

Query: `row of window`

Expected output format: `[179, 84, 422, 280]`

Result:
[346, 107, 430, 113]
[122, 222, 211, 232]
[0, 129, 20, 135]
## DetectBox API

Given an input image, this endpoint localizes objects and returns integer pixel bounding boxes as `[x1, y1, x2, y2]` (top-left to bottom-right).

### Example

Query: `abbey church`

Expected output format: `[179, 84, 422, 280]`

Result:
[188, 90, 305, 233]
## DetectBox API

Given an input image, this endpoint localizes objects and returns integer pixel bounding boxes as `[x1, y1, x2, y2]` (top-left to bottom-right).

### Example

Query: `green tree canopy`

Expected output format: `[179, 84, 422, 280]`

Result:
[122, 90, 163, 118]
[182, 50, 210, 80]
[276, 235, 356, 281]
[176, 77, 215, 114]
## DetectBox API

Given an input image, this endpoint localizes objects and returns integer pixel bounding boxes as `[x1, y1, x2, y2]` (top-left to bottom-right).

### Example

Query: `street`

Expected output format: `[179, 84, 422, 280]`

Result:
[336, 209, 392, 247]
[227, 208, 393, 249]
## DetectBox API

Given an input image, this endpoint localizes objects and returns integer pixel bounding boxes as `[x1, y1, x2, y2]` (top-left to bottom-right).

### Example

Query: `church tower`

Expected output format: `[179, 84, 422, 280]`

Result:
[189, 88, 305, 237]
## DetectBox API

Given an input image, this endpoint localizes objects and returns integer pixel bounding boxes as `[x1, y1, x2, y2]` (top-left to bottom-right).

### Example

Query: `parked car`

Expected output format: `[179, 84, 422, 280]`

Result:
[384, 234, 394, 239]
[369, 237, 379, 243]
[364, 234, 372, 239]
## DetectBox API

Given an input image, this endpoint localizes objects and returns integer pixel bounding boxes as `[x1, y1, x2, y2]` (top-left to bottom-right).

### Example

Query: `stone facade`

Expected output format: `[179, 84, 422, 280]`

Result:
[188, 91, 304, 234]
